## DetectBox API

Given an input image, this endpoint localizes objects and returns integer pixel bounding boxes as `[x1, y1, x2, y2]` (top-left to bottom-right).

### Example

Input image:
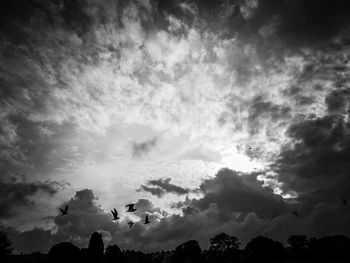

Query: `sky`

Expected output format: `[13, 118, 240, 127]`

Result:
[1, 0, 350, 253]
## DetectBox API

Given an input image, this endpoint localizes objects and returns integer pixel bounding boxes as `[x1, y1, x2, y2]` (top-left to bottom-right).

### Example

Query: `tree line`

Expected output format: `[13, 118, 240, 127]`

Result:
[1, 230, 350, 262]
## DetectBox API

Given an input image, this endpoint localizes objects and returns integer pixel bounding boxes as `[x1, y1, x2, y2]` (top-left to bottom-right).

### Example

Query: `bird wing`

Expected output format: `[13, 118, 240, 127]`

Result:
[60, 205, 68, 213]
[114, 208, 118, 216]
[126, 204, 134, 209]
[111, 210, 115, 216]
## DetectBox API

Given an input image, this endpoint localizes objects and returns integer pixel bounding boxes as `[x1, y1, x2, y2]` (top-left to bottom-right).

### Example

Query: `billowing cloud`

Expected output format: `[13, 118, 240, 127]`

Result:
[192, 168, 288, 220]
[53, 189, 119, 244]
[271, 115, 350, 210]
[3, 166, 349, 253]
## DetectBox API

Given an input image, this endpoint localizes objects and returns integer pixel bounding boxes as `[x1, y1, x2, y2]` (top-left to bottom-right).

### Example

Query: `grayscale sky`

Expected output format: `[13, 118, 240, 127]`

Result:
[1, 0, 350, 253]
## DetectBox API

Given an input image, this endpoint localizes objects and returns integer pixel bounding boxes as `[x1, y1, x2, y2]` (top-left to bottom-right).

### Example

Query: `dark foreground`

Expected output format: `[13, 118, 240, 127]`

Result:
[2, 231, 350, 263]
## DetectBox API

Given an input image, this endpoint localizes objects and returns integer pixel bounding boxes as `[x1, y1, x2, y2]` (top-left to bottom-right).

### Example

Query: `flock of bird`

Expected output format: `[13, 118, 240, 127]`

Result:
[59, 198, 347, 224]
[59, 203, 150, 228]
[56, 143, 347, 223]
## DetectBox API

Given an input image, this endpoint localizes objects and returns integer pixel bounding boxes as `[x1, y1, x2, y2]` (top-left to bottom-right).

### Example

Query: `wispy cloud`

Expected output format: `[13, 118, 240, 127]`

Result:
[132, 138, 157, 158]
[139, 177, 189, 197]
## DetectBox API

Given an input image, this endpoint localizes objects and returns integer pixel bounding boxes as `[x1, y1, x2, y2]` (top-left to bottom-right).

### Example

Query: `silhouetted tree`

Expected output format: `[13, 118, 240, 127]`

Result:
[123, 250, 151, 263]
[172, 240, 202, 263]
[0, 231, 13, 259]
[80, 248, 91, 262]
[208, 233, 240, 262]
[88, 232, 104, 262]
[288, 235, 308, 250]
[287, 235, 308, 260]
[244, 236, 285, 262]
[105, 244, 124, 263]
[48, 242, 80, 263]
[151, 250, 172, 263]
[308, 235, 350, 261]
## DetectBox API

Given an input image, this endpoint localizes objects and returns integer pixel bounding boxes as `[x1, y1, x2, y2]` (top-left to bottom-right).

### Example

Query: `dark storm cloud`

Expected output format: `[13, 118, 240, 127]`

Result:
[157, 0, 350, 66]
[192, 168, 288, 220]
[0, 0, 94, 41]
[325, 88, 350, 114]
[3, 189, 168, 252]
[272, 115, 350, 208]
[2, 181, 350, 253]
[172, 168, 350, 244]
[235, 0, 350, 48]
[158, 0, 350, 49]
[139, 178, 189, 197]
[271, 0, 350, 46]
[132, 138, 157, 157]
[0, 179, 65, 219]
[0, 189, 113, 253]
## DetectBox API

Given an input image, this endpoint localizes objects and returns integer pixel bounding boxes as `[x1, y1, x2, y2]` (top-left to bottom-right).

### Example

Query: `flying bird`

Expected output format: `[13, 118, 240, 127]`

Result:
[111, 208, 120, 220]
[342, 198, 347, 206]
[144, 214, 150, 224]
[292, 211, 298, 217]
[125, 204, 137, 212]
[128, 221, 134, 228]
[59, 205, 69, 216]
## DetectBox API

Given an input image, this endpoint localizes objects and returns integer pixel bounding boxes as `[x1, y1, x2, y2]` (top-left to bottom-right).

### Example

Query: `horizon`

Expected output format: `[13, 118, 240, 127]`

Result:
[2, 230, 350, 255]
[1, 0, 350, 254]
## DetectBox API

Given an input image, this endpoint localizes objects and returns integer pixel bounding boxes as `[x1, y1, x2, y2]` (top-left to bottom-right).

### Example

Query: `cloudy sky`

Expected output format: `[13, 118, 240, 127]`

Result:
[1, 0, 350, 253]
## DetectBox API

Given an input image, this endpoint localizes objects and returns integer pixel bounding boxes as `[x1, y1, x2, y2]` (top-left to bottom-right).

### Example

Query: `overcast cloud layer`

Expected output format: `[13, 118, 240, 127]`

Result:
[1, 0, 350, 253]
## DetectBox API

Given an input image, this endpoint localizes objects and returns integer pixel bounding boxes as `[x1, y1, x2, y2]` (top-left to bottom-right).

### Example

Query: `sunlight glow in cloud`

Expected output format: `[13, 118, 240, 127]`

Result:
[0, 0, 326, 222]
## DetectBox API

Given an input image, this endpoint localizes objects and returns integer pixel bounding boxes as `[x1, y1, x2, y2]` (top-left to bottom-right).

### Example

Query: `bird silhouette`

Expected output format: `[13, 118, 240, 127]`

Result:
[128, 221, 134, 228]
[144, 214, 150, 224]
[125, 204, 137, 212]
[59, 205, 69, 215]
[342, 198, 347, 206]
[111, 208, 120, 220]
[292, 211, 298, 217]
